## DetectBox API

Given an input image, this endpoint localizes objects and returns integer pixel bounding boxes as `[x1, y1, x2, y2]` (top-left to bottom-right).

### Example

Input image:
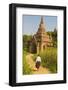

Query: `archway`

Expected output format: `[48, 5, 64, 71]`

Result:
[31, 43, 37, 53]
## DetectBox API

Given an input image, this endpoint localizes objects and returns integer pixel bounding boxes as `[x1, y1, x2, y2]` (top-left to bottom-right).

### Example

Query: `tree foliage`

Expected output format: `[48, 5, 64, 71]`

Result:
[47, 28, 57, 47]
[23, 35, 32, 51]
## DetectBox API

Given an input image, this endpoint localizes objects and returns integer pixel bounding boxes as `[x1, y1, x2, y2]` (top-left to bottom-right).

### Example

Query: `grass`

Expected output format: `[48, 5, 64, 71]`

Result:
[33, 47, 57, 73]
[23, 47, 57, 74]
[23, 50, 32, 75]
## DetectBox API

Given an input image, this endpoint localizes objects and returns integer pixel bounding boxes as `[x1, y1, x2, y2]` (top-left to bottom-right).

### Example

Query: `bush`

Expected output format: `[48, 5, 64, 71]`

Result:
[40, 48, 57, 73]
[23, 51, 32, 75]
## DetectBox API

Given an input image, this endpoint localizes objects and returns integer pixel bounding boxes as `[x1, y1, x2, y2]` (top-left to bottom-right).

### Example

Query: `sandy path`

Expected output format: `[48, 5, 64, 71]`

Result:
[26, 53, 50, 74]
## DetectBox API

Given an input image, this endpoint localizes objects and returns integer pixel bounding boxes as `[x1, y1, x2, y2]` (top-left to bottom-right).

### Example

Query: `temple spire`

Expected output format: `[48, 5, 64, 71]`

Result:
[37, 16, 46, 34]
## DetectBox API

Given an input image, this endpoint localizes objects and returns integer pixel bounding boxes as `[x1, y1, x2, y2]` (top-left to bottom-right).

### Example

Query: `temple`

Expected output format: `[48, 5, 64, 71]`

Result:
[29, 16, 52, 54]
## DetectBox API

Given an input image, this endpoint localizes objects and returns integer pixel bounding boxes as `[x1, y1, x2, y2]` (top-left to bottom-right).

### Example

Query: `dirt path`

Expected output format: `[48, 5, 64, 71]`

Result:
[26, 53, 50, 74]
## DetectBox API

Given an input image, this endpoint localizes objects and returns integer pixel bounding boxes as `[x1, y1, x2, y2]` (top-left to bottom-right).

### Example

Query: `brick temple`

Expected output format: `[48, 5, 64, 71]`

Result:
[29, 16, 52, 54]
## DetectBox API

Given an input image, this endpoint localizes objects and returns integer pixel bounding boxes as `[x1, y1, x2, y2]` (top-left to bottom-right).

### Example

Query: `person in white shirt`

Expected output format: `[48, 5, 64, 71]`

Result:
[35, 55, 41, 70]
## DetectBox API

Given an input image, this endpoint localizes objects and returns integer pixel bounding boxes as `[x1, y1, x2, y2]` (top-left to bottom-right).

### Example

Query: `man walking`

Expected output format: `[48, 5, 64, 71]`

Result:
[35, 55, 41, 71]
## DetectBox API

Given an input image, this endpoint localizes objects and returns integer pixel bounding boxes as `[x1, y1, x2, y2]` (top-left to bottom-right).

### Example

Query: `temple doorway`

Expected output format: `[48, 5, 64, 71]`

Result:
[31, 43, 37, 53]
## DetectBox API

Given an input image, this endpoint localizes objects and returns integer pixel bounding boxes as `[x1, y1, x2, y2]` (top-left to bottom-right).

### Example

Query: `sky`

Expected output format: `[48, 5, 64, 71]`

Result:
[22, 15, 57, 35]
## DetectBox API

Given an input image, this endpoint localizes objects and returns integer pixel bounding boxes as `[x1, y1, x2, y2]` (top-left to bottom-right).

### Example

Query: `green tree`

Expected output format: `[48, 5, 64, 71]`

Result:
[47, 28, 57, 47]
[23, 35, 32, 52]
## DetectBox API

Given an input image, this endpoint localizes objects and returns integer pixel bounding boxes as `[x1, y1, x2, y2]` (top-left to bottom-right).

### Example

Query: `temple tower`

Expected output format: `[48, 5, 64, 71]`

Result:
[30, 16, 52, 54]
[35, 16, 47, 53]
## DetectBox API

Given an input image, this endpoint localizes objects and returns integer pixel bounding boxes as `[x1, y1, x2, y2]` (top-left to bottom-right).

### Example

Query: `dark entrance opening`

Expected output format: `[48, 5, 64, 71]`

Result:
[31, 43, 37, 53]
